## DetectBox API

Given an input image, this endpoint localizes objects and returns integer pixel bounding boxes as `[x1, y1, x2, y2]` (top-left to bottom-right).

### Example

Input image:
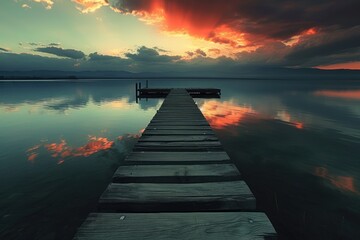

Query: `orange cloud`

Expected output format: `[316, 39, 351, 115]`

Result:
[315, 167, 358, 194]
[316, 61, 360, 70]
[100, 0, 325, 51]
[72, 0, 108, 13]
[314, 90, 360, 100]
[200, 100, 255, 129]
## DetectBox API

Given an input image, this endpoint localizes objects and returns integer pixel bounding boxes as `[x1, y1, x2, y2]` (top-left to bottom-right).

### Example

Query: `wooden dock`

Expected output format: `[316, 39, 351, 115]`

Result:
[74, 89, 277, 239]
[137, 87, 221, 99]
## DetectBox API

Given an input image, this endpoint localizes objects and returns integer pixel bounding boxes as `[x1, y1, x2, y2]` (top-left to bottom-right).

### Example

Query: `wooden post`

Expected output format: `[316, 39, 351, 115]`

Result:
[135, 83, 138, 103]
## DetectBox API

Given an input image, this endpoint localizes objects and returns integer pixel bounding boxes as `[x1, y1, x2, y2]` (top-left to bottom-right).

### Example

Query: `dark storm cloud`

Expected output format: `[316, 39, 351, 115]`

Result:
[0, 52, 76, 71]
[186, 49, 207, 58]
[35, 47, 85, 59]
[285, 27, 360, 66]
[109, 0, 360, 40]
[89, 52, 122, 61]
[0, 47, 9, 52]
[195, 49, 207, 57]
[153, 47, 169, 53]
[125, 46, 181, 62]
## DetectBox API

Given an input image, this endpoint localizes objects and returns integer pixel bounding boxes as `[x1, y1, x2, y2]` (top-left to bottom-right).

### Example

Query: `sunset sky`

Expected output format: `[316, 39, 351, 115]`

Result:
[0, 0, 359, 73]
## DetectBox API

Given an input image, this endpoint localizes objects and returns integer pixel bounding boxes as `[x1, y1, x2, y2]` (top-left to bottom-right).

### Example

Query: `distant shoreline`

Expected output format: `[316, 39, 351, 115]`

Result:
[1, 68, 360, 81]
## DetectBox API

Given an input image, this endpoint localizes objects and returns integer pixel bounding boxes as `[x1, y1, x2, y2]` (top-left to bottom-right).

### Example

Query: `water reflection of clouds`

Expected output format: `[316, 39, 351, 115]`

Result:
[27, 136, 114, 164]
[314, 167, 358, 194]
[200, 99, 304, 130]
[314, 90, 360, 100]
[275, 111, 304, 129]
[1, 96, 162, 114]
[26, 130, 144, 164]
[200, 100, 255, 129]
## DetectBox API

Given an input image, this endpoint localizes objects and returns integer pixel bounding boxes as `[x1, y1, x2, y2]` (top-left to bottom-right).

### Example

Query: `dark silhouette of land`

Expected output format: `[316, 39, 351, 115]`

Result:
[0, 67, 359, 80]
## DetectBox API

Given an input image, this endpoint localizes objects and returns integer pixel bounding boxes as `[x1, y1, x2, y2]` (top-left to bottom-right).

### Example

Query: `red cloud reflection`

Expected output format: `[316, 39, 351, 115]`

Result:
[73, 136, 114, 157]
[27, 153, 38, 162]
[314, 90, 360, 100]
[44, 137, 114, 162]
[200, 100, 255, 129]
[27, 136, 114, 164]
[27, 144, 41, 162]
[315, 167, 358, 194]
[26, 130, 145, 164]
[276, 111, 304, 129]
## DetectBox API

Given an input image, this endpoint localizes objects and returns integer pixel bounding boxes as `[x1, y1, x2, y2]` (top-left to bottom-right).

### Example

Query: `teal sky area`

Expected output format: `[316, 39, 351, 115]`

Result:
[1, 1, 166, 55]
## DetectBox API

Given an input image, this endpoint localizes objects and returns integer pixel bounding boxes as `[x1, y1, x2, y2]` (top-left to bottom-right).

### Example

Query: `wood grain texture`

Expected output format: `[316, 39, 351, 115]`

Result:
[74, 212, 277, 240]
[143, 129, 214, 135]
[99, 181, 256, 212]
[146, 125, 212, 130]
[113, 164, 241, 183]
[152, 117, 205, 120]
[134, 141, 223, 151]
[138, 135, 218, 142]
[149, 121, 210, 126]
[151, 120, 208, 123]
[135, 141, 221, 147]
[124, 151, 231, 164]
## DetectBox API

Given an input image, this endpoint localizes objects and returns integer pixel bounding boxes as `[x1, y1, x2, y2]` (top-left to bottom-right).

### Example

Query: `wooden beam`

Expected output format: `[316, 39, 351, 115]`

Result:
[74, 212, 277, 240]
[99, 181, 256, 212]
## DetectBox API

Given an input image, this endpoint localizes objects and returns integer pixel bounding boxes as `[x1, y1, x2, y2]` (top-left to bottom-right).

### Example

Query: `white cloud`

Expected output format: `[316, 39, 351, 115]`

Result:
[22, 4, 31, 9]
[33, 0, 54, 10]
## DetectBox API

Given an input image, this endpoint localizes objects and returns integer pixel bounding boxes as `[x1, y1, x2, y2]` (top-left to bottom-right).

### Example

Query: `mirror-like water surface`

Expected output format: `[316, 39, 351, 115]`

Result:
[0, 79, 359, 239]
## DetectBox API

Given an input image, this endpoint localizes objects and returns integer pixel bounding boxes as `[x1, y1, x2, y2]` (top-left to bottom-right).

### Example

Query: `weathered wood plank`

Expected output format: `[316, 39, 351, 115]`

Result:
[153, 115, 204, 118]
[157, 109, 200, 112]
[134, 146, 223, 152]
[136, 141, 221, 147]
[151, 119, 208, 123]
[153, 115, 205, 119]
[99, 181, 256, 212]
[113, 164, 241, 183]
[125, 151, 231, 164]
[139, 135, 218, 142]
[134, 141, 223, 151]
[74, 212, 277, 240]
[146, 125, 212, 130]
[157, 109, 201, 111]
[149, 121, 210, 126]
[143, 129, 214, 135]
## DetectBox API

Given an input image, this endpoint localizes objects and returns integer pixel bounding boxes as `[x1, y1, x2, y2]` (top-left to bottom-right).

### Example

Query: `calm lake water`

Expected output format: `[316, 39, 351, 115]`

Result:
[0, 79, 359, 240]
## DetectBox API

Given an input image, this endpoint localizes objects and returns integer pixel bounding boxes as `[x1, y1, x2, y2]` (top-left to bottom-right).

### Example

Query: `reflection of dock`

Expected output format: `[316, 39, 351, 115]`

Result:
[74, 89, 277, 239]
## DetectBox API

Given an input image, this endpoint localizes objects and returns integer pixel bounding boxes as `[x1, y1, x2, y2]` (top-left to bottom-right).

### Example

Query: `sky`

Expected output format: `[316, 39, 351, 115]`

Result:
[0, 0, 359, 73]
